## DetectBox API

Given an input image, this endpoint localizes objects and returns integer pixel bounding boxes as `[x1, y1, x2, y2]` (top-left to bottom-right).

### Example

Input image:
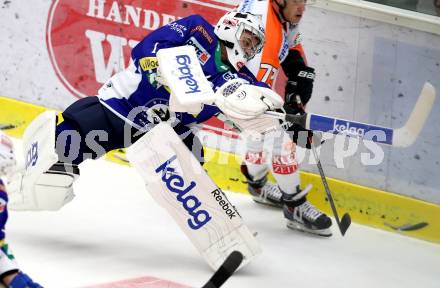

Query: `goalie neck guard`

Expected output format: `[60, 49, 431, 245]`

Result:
[214, 12, 265, 71]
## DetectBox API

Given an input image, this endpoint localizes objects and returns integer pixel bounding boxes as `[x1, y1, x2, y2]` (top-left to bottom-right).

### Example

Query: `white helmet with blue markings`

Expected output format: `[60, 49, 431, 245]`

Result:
[214, 12, 265, 71]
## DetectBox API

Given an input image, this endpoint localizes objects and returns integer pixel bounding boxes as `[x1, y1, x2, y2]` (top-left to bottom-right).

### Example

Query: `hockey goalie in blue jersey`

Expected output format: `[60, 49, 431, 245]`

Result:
[9, 12, 283, 212]
[6, 11, 286, 270]
[56, 12, 272, 166]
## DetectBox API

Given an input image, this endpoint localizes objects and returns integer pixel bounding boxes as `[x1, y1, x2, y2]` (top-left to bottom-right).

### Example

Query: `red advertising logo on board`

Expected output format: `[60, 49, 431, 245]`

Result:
[46, 0, 236, 99]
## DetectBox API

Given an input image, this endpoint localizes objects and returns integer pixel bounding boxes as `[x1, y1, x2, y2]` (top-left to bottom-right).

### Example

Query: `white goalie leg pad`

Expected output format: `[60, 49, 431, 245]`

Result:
[126, 123, 261, 271]
[8, 111, 76, 211]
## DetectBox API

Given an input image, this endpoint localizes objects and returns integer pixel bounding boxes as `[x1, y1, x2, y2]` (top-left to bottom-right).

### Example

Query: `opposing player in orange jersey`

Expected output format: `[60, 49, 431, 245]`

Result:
[236, 0, 333, 236]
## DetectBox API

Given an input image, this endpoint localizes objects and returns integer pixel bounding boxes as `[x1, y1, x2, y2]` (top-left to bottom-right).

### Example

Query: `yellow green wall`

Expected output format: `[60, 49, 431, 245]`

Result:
[1, 96, 439, 244]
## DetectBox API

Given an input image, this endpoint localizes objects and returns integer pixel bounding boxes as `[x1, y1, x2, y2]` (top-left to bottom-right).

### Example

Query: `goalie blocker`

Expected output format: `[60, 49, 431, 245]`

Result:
[157, 46, 284, 120]
[126, 123, 261, 270]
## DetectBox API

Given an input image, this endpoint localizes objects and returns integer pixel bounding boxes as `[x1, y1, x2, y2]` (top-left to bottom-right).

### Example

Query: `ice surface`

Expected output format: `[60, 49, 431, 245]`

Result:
[5, 145, 440, 288]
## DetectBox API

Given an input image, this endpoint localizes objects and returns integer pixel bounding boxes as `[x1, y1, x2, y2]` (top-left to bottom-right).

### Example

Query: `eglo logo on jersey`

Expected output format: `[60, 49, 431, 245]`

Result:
[176, 54, 202, 94]
[46, 0, 228, 99]
[185, 37, 211, 65]
[155, 155, 212, 230]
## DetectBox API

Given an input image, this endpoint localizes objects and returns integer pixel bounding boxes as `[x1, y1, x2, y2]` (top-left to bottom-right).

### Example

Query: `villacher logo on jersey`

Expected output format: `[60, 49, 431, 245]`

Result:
[155, 155, 212, 230]
[176, 54, 202, 94]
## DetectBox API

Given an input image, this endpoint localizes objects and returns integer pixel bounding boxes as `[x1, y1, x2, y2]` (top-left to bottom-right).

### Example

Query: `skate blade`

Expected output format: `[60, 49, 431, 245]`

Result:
[252, 197, 283, 208]
[286, 221, 332, 237]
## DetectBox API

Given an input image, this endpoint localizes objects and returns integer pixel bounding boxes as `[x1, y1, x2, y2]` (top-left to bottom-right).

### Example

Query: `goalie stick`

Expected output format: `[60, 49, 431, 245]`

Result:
[265, 82, 436, 148]
[201, 251, 243, 288]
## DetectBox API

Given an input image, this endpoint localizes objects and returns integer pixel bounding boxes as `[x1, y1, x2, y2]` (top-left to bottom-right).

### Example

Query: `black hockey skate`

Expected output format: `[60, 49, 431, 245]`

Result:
[242, 166, 283, 208]
[248, 179, 283, 208]
[282, 185, 332, 237]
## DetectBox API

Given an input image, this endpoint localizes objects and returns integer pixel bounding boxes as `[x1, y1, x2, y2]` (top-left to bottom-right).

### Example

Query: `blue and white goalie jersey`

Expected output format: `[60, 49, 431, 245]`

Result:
[97, 15, 265, 130]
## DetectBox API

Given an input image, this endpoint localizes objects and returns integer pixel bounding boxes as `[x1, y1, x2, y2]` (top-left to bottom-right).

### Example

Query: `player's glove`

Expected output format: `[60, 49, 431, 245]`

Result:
[284, 65, 315, 115]
[281, 92, 322, 150]
[0, 132, 16, 177]
[282, 119, 322, 149]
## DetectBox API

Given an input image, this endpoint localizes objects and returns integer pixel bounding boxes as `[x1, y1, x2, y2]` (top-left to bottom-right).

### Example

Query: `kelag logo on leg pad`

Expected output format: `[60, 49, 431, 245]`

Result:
[155, 155, 211, 230]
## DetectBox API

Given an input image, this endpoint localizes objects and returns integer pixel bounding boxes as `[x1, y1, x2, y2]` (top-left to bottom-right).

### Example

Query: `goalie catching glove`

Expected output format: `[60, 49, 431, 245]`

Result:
[215, 79, 284, 120]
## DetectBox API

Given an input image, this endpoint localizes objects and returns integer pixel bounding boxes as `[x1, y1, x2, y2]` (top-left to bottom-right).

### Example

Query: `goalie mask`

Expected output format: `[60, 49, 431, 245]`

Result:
[214, 12, 265, 71]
